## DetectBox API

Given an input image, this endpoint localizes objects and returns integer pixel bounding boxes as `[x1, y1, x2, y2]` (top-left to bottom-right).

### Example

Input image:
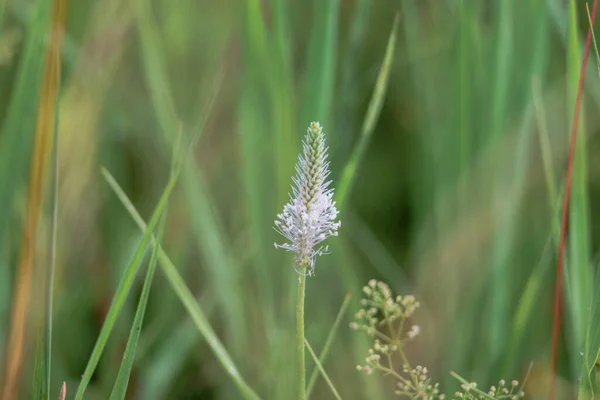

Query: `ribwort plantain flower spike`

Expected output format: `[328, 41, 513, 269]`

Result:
[274, 121, 341, 275]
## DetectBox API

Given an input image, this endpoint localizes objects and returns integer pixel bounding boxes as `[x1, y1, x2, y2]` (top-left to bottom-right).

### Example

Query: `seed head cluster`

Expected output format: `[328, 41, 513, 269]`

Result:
[351, 280, 527, 399]
[274, 122, 341, 274]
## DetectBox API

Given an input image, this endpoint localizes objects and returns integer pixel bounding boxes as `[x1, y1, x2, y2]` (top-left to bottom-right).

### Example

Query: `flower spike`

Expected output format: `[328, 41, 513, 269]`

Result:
[274, 122, 341, 274]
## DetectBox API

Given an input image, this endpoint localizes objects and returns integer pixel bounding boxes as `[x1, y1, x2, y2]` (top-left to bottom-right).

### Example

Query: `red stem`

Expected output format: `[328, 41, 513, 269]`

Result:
[549, 1, 597, 399]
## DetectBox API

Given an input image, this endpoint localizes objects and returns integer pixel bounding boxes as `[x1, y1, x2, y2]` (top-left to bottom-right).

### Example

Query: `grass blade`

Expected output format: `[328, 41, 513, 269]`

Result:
[532, 77, 558, 212]
[579, 266, 600, 397]
[336, 14, 398, 210]
[4, 0, 67, 397]
[586, 3, 600, 77]
[43, 1, 66, 394]
[74, 172, 177, 399]
[137, 0, 247, 355]
[302, 0, 340, 125]
[306, 292, 351, 397]
[550, 1, 597, 397]
[336, 0, 373, 160]
[0, 0, 51, 234]
[486, 0, 514, 371]
[32, 329, 46, 400]
[109, 125, 182, 399]
[109, 211, 168, 400]
[101, 168, 262, 400]
[74, 124, 201, 398]
[304, 339, 342, 400]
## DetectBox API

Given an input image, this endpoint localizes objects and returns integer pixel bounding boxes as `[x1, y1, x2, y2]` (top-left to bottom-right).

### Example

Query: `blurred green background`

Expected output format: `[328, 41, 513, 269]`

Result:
[2, 0, 600, 398]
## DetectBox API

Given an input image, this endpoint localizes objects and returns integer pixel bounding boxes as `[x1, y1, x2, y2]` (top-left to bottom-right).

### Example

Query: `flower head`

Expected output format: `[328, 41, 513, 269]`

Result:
[274, 122, 341, 274]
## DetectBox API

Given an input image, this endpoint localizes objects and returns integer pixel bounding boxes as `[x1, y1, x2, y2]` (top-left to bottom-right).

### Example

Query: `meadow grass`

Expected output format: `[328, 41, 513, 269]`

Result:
[2, 1, 600, 399]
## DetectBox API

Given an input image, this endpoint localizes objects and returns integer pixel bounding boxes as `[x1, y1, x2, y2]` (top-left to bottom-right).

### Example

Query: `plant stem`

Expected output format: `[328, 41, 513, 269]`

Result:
[297, 268, 307, 400]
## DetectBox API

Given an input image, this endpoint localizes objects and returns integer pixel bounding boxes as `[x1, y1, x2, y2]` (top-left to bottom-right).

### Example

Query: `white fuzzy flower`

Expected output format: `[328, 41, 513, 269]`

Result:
[274, 121, 341, 274]
[407, 325, 420, 339]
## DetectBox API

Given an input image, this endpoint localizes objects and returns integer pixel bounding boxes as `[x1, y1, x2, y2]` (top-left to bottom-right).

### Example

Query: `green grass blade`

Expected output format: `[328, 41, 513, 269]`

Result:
[304, 339, 342, 400]
[74, 156, 186, 399]
[336, 0, 373, 156]
[32, 328, 47, 400]
[586, 3, 600, 77]
[32, 52, 62, 400]
[481, 0, 550, 379]
[241, 0, 279, 311]
[109, 211, 168, 400]
[43, 32, 63, 399]
[579, 265, 600, 397]
[135, 0, 178, 138]
[302, 0, 339, 125]
[0, 0, 51, 244]
[457, 0, 471, 173]
[503, 235, 553, 374]
[306, 292, 351, 397]
[336, 14, 398, 210]
[532, 77, 558, 211]
[138, 0, 247, 355]
[101, 168, 262, 400]
[565, 0, 593, 378]
[109, 121, 181, 396]
[486, 0, 515, 370]
[34, 77, 61, 400]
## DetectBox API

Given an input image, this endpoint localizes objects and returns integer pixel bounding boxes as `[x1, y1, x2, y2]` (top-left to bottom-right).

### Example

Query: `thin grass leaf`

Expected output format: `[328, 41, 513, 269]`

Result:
[32, 328, 47, 400]
[74, 173, 177, 399]
[306, 292, 351, 397]
[43, 5, 65, 392]
[302, 0, 339, 126]
[579, 265, 600, 397]
[304, 339, 342, 400]
[586, 3, 600, 77]
[486, 0, 515, 371]
[503, 235, 554, 374]
[336, 0, 373, 161]
[109, 212, 168, 400]
[238, 8, 295, 397]
[551, 1, 597, 396]
[0, 0, 51, 235]
[484, 0, 550, 379]
[241, 0, 280, 321]
[74, 125, 202, 399]
[532, 77, 558, 212]
[457, 0, 471, 173]
[109, 127, 179, 400]
[137, 0, 247, 356]
[4, 0, 67, 397]
[101, 168, 262, 400]
[336, 14, 398, 210]
[33, 42, 62, 400]
[332, 21, 398, 397]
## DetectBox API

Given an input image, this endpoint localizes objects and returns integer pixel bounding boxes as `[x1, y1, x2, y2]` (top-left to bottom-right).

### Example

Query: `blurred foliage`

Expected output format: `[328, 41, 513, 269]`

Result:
[2, 0, 600, 399]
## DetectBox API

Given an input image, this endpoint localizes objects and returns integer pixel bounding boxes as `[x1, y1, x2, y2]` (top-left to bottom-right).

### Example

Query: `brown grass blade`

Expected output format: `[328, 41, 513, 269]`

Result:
[0, 0, 68, 398]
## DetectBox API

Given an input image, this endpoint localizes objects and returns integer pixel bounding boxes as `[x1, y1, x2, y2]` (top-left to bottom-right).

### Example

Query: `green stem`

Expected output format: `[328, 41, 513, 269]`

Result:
[297, 268, 307, 400]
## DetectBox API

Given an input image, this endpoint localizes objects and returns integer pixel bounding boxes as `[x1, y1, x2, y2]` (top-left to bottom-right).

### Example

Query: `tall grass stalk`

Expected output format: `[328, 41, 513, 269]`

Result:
[273, 122, 341, 400]
[550, 1, 597, 398]
[297, 270, 307, 400]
